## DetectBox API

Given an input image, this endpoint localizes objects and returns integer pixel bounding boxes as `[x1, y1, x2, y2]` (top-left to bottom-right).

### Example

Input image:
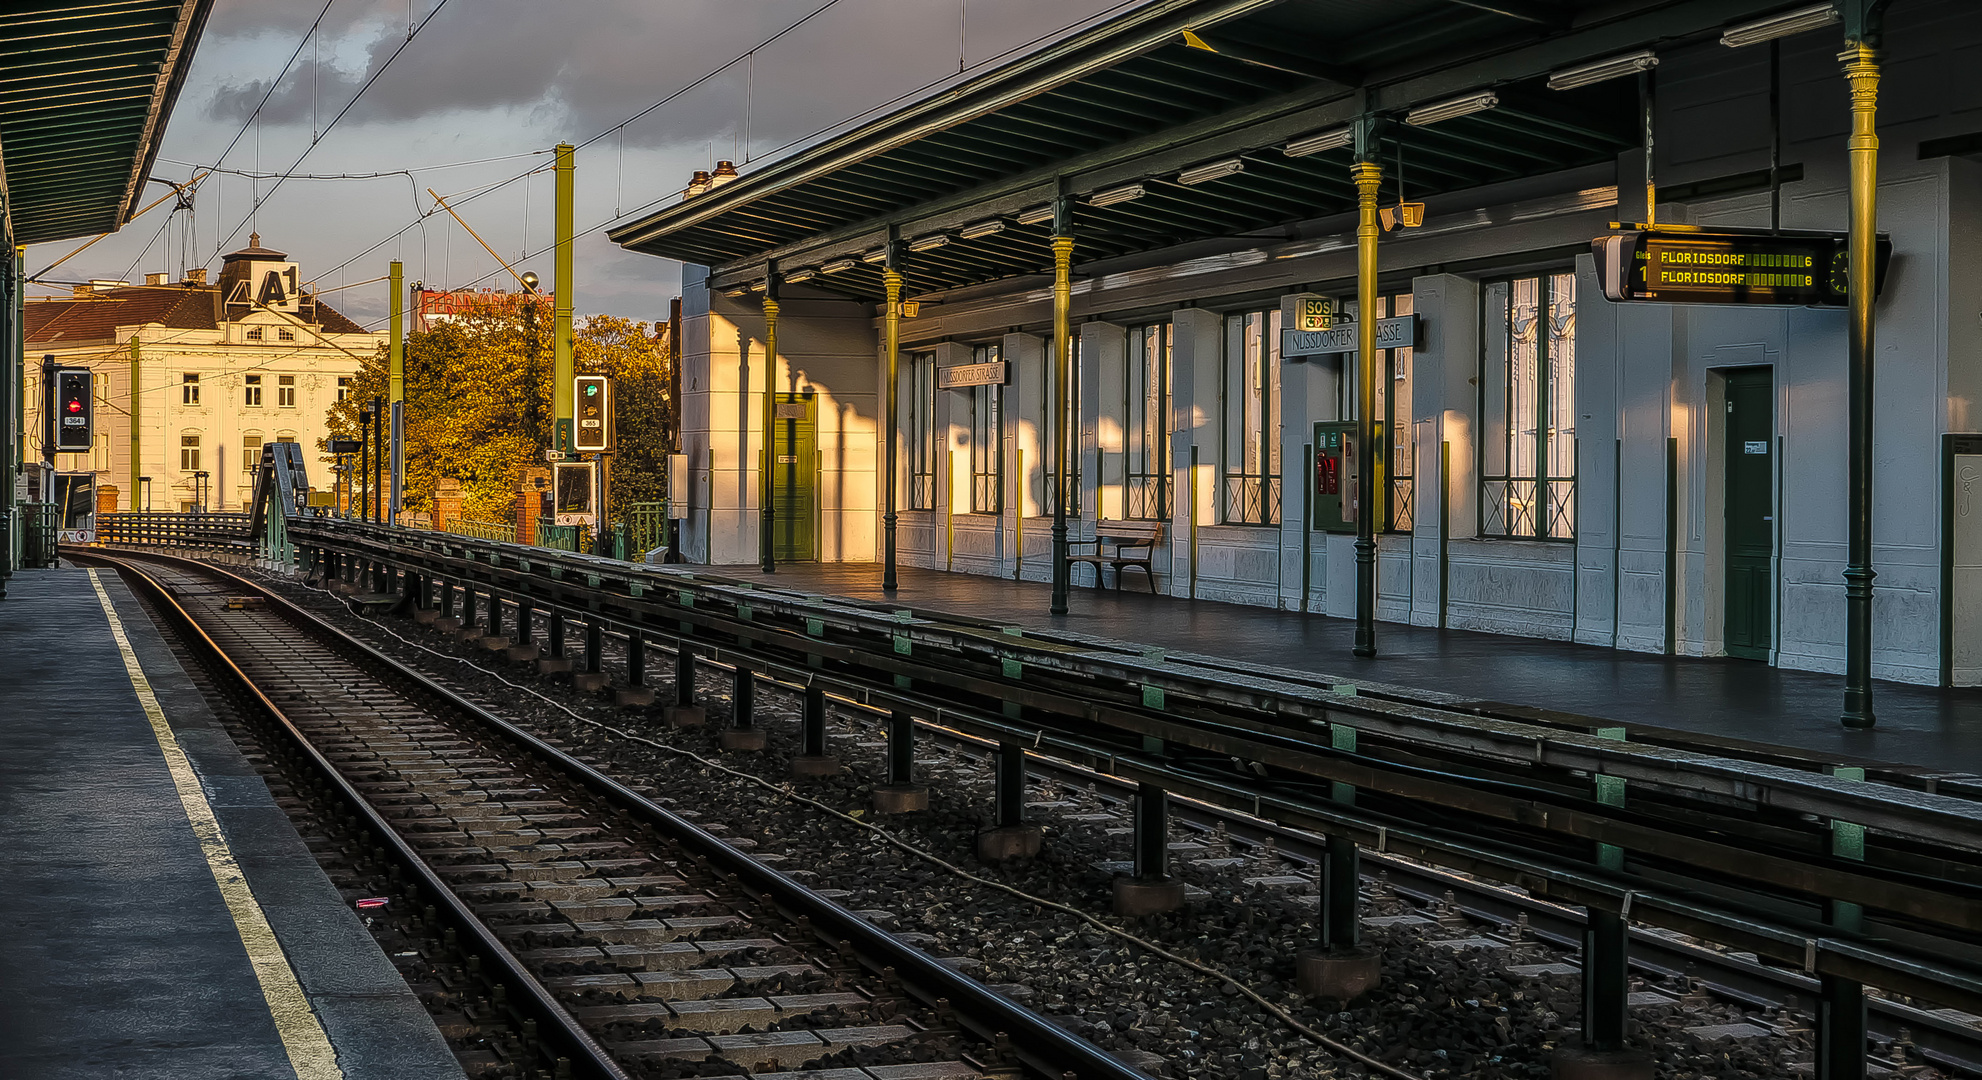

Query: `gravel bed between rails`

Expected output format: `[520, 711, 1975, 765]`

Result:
[259, 568, 1909, 1080]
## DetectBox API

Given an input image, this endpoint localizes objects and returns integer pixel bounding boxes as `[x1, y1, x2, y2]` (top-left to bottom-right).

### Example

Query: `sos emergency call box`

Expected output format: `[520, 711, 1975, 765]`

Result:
[1311, 420, 1384, 534]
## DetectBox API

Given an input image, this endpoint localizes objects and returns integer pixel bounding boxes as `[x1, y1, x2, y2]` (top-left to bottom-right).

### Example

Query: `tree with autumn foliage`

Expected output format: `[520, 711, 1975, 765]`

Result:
[323, 307, 673, 525]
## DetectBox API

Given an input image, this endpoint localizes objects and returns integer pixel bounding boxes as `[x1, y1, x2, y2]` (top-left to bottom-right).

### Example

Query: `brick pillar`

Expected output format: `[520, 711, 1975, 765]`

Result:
[434, 478, 463, 532]
[98, 484, 121, 515]
[514, 467, 551, 544]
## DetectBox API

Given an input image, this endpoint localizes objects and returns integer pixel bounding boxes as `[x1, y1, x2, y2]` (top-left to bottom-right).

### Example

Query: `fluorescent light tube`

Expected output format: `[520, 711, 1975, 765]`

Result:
[959, 219, 1006, 240]
[820, 258, 856, 274]
[1548, 50, 1658, 91]
[784, 268, 817, 283]
[1405, 91, 1499, 127]
[1283, 127, 1353, 157]
[860, 248, 889, 263]
[1721, 3, 1839, 47]
[1089, 183, 1145, 207]
[908, 234, 951, 252]
[1015, 204, 1055, 226]
[1178, 158, 1246, 185]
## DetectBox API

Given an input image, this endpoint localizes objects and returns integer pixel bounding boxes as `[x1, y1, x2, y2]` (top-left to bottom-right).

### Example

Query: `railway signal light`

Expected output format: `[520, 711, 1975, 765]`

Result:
[53, 369, 93, 452]
[573, 374, 611, 452]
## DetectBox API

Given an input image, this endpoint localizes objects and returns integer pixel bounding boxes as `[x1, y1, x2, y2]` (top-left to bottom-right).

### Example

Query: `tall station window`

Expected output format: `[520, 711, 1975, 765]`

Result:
[243, 433, 262, 473]
[1042, 334, 1081, 516]
[1221, 308, 1282, 525]
[181, 373, 200, 405]
[968, 343, 1003, 514]
[1339, 293, 1417, 532]
[905, 351, 935, 510]
[1481, 272, 1577, 540]
[180, 433, 200, 472]
[277, 374, 297, 407]
[244, 373, 263, 407]
[1123, 323, 1170, 520]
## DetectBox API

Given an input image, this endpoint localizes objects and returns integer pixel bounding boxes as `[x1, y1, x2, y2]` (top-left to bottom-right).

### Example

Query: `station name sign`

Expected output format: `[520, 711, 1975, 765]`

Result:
[937, 361, 1008, 389]
[1282, 314, 1420, 359]
[1592, 228, 1890, 306]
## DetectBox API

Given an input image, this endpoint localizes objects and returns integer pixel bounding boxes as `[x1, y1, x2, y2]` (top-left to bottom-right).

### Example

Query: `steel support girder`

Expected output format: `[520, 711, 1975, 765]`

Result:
[273, 523, 1982, 1017]
[295, 522, 1982, 932]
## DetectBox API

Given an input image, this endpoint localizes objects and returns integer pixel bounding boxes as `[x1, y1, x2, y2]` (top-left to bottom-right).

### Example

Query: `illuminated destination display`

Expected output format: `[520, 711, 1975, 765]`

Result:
[1592, 229, 1889, 307]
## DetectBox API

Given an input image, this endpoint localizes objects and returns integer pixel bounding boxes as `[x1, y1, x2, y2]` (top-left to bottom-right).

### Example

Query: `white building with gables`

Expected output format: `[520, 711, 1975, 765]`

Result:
[25, 235, 379, 512]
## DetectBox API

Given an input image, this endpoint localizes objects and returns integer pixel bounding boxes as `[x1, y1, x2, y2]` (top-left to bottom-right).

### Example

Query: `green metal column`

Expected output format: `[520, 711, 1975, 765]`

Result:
[1049, 194, 1074, 616]
[1840, 6, 1887, 729]
[882, 240, 903, 592]
[552, 143, 576, 453]
[388, 259, 403, 525]
[1351, 121, 1384, 659]
[761, 271, 780, 574]
[128, 336, 140, 511]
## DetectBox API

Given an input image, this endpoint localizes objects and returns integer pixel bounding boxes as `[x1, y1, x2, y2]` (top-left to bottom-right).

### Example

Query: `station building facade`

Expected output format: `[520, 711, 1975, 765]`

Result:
[25, 237, 378, 513]
[620, 0, 1982, 687]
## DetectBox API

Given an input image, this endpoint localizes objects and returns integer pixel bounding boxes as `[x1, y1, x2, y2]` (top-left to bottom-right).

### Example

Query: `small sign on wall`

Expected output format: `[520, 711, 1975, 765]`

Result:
[1283, 314, 1421, 359]
[1295, 296, 1334, 332]
[937, 361, 1008, 388]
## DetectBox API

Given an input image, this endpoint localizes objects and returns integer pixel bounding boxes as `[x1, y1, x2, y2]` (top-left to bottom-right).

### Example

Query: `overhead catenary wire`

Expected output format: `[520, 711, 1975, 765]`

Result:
[208, 0, 457, 263]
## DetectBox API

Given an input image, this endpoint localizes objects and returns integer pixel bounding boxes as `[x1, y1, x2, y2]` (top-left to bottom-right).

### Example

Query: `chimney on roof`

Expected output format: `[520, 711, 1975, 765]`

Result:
[71, 285, 93, 299]
[683, 170, 711, 200]
[182, 268, 207, 285]
[708, 160, 739, 188]
[146, 272, 170, 287]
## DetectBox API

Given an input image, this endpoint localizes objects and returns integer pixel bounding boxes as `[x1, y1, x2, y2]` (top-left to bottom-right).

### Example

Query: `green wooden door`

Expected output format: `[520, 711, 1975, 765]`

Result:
[1724, 369, 1774, 660]
[773, 392, 816, 562]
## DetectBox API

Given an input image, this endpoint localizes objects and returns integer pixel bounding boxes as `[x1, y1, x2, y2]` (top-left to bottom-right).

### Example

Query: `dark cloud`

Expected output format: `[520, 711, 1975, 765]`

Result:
[205, 0, 1132, 152]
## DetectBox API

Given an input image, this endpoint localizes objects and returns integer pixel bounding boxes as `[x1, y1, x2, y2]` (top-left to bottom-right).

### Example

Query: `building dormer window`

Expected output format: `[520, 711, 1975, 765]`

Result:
[245, 326, 264, 342]
[244, 374, 263, 407]
[278, 328, 296, 342]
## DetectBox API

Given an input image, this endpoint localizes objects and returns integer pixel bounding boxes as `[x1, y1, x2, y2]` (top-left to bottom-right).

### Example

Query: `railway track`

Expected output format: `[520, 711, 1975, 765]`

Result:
[83, 524, 1982, 1078]
[86, 548, 1138, 1080]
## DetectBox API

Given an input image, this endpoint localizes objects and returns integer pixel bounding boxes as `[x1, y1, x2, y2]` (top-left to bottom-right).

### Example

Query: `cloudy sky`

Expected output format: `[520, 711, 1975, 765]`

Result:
[27, 0, 1135, 329]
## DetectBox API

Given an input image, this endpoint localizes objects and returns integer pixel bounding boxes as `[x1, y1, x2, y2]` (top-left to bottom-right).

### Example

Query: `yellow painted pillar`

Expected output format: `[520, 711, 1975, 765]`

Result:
[1351, 157, 1383, 658]
[761, 284, 780, 573]
[128, 336, 140, 510]
[882, 260, 903, 590]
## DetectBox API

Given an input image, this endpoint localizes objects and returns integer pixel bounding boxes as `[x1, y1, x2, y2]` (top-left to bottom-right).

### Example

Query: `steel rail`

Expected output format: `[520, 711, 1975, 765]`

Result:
[87, 547, 1148, 1080]
[250, 523, 1982, 1003]
[290, 523, 1982, 886]
[83, 550, 633, 1080]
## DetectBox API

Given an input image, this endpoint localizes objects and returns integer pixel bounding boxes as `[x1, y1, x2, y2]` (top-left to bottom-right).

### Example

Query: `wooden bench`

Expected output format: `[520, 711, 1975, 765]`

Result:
[1066, 519, 1164, 592]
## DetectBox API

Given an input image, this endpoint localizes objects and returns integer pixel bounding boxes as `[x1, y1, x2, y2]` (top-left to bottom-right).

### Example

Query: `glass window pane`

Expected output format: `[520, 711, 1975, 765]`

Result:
[1481, 280, 1510, 481]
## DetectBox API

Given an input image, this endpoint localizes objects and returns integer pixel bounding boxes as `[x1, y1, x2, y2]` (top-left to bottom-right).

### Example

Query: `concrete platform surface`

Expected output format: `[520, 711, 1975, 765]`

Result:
[713, 563, 1982, 774]
[0, 568, 464, 1080]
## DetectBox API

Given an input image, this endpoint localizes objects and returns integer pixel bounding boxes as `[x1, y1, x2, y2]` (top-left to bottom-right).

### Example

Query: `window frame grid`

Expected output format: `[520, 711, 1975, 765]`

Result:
[968, 343, 1003, 515]
[1122, 323, 1171, 521]
[905, 351, 936, 511]
[1479, 272, 1578, 541]
[1220, 308, 1282, 526]
[1042, 333, 1082, 517]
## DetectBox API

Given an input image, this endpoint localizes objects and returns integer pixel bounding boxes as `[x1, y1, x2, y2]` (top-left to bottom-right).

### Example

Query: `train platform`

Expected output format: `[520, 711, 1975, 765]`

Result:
[716, 563, 1982, 775]
[0, 567, 463, 1080]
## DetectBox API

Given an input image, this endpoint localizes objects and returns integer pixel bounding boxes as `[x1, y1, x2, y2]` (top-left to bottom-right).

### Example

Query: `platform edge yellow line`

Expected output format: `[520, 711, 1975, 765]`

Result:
[88, 569, 344, 1080]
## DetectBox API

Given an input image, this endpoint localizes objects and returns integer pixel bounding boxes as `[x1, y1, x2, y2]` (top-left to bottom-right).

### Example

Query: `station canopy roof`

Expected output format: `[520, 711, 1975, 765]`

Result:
[1, 1, 214, 246]
[611, 0, 1808, 301]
